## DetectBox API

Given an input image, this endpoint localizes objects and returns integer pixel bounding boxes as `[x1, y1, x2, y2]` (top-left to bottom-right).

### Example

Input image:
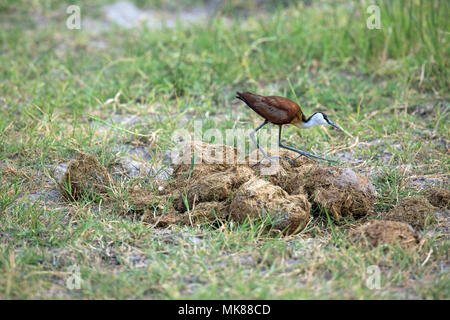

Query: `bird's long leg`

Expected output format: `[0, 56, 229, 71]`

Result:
[250, 122, 292, 167]
[278, 126, 337, 163]
[249, 120, 269, 158]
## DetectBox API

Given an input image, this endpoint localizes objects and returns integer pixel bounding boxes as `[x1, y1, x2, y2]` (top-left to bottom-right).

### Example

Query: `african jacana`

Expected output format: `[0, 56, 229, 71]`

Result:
[236, 91, 341, 164]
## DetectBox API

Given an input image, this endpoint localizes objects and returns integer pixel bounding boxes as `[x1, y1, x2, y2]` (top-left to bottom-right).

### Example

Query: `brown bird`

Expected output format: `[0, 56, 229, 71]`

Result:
[236, 91, 341, 164]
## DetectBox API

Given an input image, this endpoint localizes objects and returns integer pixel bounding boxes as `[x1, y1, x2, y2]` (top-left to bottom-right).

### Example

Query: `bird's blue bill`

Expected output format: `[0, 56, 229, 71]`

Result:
[328, 120, 342, 131]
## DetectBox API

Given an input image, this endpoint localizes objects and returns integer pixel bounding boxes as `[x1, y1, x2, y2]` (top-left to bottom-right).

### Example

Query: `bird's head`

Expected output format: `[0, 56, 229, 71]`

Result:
[299, 112, 342, 130]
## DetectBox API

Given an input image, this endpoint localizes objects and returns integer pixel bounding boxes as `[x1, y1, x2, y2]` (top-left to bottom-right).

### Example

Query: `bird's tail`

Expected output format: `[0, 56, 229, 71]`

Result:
[236, 91, 267, 120]
[236, 91, 251, 106]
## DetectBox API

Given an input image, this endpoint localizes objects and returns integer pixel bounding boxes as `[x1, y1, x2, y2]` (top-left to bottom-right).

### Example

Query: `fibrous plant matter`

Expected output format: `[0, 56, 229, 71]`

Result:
[61, 142, 377, 235]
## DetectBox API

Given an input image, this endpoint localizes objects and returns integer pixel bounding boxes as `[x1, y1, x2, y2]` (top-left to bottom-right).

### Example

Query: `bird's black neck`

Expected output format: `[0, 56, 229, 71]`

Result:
[303, 112, 317, 123]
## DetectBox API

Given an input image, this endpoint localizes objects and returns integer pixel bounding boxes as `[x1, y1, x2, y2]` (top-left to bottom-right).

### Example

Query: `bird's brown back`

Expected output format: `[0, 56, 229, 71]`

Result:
[236, 91, 302, 125]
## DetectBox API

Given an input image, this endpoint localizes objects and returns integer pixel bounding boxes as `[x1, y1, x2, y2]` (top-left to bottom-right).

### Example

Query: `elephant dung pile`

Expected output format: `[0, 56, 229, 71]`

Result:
[60, 141, 377, 235]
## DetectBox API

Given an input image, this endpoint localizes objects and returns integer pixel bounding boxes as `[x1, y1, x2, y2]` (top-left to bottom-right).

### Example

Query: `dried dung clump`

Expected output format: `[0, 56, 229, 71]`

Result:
[121, 187, 183, 227]
[246, 149, 317, 194]
[425, 187, 450, 209]
[184, 201, 229, 225]
[243, 148, 377, 221]
[384, 196, 437, 230]
[350, 220, 419, 249]
[173, 140, 239, 171]
[172, 165, 254, 212]
[60, 142, 377, 235]
[60, 152, 113, 201]
[229, 177, 311, 234]
[300, 167, 376, 219]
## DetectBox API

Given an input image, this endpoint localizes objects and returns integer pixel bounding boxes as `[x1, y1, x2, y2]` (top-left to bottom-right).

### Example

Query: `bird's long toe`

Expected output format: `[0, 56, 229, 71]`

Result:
[251, 155, 293, 167]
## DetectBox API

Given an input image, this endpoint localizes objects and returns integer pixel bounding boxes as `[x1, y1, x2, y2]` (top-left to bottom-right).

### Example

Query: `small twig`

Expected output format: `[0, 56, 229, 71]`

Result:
[421, 249, 433, 267]
[418, 63, 425, 88]
[189, 194, 197, 227]
[405, 173, 449, 181]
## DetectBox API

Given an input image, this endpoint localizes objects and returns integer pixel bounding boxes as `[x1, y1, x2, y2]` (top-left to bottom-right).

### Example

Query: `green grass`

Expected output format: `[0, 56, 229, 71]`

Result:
[0, 0, 449, 299]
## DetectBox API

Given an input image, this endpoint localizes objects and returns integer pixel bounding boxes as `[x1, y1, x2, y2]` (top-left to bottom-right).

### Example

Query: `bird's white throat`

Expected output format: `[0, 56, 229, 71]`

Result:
[300, 113, 328, 128]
